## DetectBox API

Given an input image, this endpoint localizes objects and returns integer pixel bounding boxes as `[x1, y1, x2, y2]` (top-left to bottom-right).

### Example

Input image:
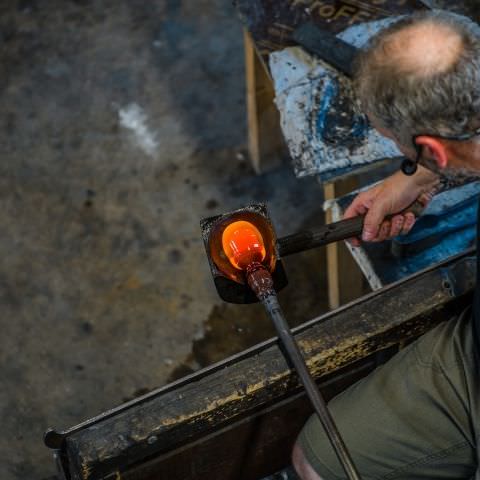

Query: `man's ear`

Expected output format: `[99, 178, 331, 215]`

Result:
[415, 136, 449, 169]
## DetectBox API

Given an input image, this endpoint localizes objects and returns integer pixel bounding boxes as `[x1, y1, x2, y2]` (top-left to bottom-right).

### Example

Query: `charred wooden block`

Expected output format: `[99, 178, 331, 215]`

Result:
[200, 203, 288, 304]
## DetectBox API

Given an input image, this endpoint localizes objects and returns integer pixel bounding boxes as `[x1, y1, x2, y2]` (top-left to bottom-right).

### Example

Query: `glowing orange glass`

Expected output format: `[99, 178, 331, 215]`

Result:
[222, 221, 267, 270]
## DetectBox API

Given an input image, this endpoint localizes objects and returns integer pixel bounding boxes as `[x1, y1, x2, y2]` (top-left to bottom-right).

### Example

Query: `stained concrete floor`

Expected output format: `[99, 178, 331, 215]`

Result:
[0, 2, 331, 479]
[8, 2, 480, 479]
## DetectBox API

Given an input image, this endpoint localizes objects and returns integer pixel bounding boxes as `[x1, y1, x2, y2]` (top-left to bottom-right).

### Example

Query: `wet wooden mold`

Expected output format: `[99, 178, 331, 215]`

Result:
[53, 252, 475, 480]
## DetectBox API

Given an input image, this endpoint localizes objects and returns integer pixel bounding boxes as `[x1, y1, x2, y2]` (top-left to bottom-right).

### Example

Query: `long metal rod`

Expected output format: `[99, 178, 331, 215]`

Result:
[277, 200, 426, 257]
[261, 292, 361, 480]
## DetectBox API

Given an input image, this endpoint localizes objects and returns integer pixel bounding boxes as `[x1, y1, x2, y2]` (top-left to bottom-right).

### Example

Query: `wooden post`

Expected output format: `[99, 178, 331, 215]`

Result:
[244, 30, 286, 173]
[324, 182, 341, 309]
[324, 179, 365, 310]
[244, 29, 261, 173]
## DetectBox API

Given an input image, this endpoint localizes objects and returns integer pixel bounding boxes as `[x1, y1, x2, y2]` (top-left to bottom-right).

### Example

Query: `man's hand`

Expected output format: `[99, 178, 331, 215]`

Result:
[344, 167, 439, 246]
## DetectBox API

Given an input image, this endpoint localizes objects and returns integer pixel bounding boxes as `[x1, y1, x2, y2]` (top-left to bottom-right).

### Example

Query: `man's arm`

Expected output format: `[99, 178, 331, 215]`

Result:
[343, 164, 479, 244]
[344, 165, 438, 245]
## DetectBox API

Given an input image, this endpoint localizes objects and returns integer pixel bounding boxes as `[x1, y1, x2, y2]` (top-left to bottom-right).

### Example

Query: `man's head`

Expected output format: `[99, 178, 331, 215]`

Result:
[354, 10, 480, 176]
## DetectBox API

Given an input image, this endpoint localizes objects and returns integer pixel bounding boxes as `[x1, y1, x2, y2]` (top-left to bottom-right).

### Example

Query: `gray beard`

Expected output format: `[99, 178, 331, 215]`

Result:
[420, 157, 480, 193]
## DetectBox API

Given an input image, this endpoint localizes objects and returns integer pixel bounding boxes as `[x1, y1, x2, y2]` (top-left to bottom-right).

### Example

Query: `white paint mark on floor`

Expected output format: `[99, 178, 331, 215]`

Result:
[119, 103, 159, 157]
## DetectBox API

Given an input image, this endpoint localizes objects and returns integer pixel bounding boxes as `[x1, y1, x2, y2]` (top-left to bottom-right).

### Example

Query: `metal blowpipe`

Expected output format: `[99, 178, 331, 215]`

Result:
[221, 220, 362, 480]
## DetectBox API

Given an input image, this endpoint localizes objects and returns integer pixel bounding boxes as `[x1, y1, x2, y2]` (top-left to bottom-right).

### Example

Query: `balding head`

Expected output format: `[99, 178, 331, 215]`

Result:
[380, 21, 463, 76]
[355, 10, 480, 148]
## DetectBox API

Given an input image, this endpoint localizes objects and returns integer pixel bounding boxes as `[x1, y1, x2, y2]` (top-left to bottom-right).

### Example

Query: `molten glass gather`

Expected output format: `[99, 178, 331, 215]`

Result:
[222, 220, 267, 270]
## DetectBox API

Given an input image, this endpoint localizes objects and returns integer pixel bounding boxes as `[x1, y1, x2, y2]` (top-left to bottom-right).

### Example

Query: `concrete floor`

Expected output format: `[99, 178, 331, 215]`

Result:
[8, 2, 480, 478]
[0, 2, 330, 479]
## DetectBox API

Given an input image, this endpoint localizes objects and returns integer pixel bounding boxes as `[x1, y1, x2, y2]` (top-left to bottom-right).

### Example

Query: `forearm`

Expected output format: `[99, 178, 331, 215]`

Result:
[344, 163, 476, 244]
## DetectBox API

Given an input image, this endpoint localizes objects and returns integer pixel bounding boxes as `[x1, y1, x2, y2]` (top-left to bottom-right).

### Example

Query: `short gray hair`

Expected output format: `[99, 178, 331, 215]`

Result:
[354, 10, 480, 148]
